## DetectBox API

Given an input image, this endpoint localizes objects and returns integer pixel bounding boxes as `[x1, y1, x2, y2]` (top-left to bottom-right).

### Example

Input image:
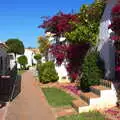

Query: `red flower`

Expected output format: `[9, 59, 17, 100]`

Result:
[70, 73, 78, 80]
[110, 36, 119, 41]
[39, 12, 79, 35]
[112, 4, 120, 14]
[50, 43, 89, 81]
[115, 66, 120, 71]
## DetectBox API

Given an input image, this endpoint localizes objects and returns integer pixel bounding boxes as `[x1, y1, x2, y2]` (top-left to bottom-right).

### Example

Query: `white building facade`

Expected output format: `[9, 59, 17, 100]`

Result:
[98, 0, 117, 79]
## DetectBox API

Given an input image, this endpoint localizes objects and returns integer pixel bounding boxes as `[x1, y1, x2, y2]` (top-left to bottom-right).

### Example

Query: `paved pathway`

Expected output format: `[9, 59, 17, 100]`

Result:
[0, 106, 7, 120]
[5, 71, 56, 120]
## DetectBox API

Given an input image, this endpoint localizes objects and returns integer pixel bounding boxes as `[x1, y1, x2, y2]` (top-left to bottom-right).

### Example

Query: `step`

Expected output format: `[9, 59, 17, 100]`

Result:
[90, 85, 111, 96]
[80, 92, 100, 104]
[72, 99, 88, 112]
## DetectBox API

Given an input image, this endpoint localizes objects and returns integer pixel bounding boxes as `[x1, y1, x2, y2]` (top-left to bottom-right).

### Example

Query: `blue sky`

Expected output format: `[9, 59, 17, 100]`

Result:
[0, 0, 94, 48]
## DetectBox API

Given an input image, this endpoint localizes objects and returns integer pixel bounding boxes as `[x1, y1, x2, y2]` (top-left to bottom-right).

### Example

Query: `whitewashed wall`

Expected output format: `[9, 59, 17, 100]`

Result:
[55, 63, 69, 83]
[24, 49, 37, 66]
[98, 0, 117, 79]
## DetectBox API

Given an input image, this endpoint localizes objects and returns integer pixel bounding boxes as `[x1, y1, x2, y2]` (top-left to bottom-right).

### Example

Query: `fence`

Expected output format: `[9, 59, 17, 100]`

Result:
[0, 64, 17, 102]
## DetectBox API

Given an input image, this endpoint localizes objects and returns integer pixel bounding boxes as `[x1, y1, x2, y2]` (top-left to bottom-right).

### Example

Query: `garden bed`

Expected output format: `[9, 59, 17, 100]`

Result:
[60, 84, 81, 97]
[57, 111, 105, 120]
[104, 107, 120, 120]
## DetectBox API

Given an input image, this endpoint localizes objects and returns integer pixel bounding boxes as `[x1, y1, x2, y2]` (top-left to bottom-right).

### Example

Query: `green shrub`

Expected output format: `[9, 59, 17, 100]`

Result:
[81, 51, 105, 92]
[34, 54, 42, 63]
[17, 55, 28, 70]
[38, 61, 59, 83]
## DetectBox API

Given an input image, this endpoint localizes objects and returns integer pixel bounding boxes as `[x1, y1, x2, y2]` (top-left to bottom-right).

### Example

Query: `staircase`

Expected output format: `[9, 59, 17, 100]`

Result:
[72, 80, 117, 113]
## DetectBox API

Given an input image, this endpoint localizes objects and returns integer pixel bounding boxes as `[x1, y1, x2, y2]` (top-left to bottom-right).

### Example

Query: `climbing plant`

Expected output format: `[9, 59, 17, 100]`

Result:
[108, 3, 120, 107]
[50, 43, 89, 81]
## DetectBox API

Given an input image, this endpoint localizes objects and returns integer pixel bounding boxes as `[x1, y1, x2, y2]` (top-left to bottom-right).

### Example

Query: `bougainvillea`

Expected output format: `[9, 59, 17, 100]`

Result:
[50, 43, 89, 81]
[50, 44, 67, 65]
[39, 1, 105, 82]
[108, 3, 120, 107]
[60, 85, 81, 96]
[39, 12, 79, 36]
[109, 4, 120, 72]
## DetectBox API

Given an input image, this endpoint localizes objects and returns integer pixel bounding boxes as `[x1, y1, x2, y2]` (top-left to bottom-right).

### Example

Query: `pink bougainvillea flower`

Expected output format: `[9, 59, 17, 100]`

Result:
[105, 109, 119, 116]
[61, 85, 80, 96]
[112, 4, 120, 14]
[115, 66, 120, 71]
[50, 43, 89, 81]
[39, 12, 79, 35]
[70, 73, 78, 80]
[110, 36, 119, 41]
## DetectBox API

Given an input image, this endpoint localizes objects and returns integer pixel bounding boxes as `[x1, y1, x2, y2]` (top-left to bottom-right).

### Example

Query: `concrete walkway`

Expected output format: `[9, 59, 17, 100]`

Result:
[5, 71, 56, 120]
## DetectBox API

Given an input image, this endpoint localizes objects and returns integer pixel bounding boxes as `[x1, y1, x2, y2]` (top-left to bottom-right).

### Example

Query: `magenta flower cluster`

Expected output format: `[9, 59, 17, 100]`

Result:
[108, 3, 120, 76]
[105, 109, 119, 116]
[61, 85, 80, 96]
[105, 108, 120, 119]
[39, 12, 79, 36]
[50, 43, 89, 81]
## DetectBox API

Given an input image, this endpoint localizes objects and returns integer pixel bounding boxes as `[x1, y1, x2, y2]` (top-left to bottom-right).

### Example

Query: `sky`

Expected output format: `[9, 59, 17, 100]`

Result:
[0, 0, 94, 48]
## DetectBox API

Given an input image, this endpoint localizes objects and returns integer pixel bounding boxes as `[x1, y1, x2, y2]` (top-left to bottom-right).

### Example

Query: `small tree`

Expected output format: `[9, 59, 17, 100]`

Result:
[34, 54, 42, 71]
[38, 36, 50, 61]
[34, 54, 42, 63]
[81, 51, 105, 92]
[6, 38, 25, 59]
[17, 55, 28, 70]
